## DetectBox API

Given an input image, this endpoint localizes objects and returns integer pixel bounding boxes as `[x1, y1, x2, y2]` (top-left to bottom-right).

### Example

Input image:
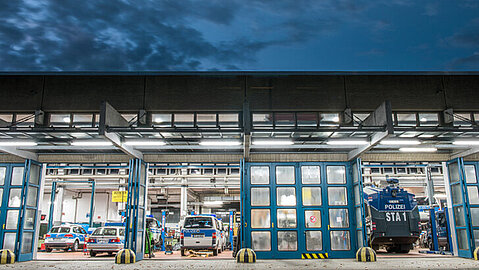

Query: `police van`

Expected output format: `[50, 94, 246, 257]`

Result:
[180, 215, 222, 256]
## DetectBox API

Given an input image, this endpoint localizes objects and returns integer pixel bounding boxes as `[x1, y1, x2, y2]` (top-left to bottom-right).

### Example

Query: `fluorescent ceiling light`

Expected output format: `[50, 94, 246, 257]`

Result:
[124, 140, 165, 146]
[0, 141, 37, 146]
[327, 140, 368, 145]
[63, 117, 71, 123]
[252, 140, 294, 145]
[420, 117, 428, 122]
[453, 140, 479, 145]
[200, 141, 241, 146]
[399, 147, 437, 152]
[380, 139, 420, 145]
[71, 141, 113, 146]
[203, 201, 223, 205]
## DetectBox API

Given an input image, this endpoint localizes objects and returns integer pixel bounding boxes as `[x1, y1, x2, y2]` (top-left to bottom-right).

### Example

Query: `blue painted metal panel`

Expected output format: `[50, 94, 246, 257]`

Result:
[242, 162, 356, 259]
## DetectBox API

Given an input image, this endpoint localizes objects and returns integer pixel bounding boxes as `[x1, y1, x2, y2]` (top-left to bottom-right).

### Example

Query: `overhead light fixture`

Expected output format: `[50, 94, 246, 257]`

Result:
[399, 147, 437, 152]
[63, 117, 71, 123]
[252, 140, 294, 145]
[327, 140, 368, 145]
[380, 139, 421, 145]
[71, 141, 113, 146]
[0, 141, 37, 146]
[200, 141, 241, 146]
[453, 140, 479, 145]
[420, 117, 428, 122]
[124, 140, 165, 146]
[203, 201, 223, 206]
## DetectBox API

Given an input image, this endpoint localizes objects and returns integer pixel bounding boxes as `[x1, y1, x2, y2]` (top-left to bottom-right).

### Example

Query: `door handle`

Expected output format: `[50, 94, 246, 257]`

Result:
[272, 222, 274, 228]
[328, 225, 330, 230]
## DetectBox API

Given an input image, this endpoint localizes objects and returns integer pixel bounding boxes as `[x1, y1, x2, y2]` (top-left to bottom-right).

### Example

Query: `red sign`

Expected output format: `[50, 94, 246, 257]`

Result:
[310, 216, 317, 223]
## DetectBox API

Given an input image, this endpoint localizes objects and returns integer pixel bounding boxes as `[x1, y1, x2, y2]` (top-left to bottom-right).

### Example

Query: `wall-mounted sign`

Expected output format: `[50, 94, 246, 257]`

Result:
[112, 191, 128, 202]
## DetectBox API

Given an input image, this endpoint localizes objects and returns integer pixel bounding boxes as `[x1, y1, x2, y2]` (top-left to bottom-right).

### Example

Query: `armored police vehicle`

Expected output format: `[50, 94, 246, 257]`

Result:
[180, 215, 222, 256]
[363, 178, 421, 253]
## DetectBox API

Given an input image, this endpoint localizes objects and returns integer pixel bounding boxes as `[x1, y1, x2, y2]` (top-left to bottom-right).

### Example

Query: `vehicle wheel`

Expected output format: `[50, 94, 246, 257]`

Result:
[64, 248, 70, 252]
[181, 249, 186, 256]
[90, 251, 97, 257]
[219, 246, 222, 253]
[108, 252, 113, 256]
[213, 249, 218, 256]
[46, 248, 53, 253]
[72, 240, 79, 252]
[386, 246, 397, 253]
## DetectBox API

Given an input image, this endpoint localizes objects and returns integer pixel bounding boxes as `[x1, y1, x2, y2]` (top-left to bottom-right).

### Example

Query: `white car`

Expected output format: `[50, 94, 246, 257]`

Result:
[180, 215, 222, 256]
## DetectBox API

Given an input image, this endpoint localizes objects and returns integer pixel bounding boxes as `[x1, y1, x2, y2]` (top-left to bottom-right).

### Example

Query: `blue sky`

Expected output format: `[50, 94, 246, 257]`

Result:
[0, 0, 478, 71]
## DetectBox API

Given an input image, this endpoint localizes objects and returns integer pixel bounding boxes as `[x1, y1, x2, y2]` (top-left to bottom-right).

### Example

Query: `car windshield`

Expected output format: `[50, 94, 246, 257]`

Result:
[50, 227, 70, 233]
[92, 228, 117, 236]
[184, 217, 213, 228]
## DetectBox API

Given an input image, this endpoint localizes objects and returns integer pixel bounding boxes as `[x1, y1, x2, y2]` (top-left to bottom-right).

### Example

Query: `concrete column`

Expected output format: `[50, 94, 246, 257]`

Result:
[53, 186, 64, 225]
[425, 166, 435, 206]
[180, 166, 188, 219]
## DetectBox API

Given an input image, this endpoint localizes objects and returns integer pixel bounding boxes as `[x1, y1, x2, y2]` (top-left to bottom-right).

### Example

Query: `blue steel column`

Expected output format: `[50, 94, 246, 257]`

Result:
[229, 211, 234, 250]
[89, 180, 95, 227]
[430, 208, 439, 251]
[161, 210, 166, 251]
[47, 181, 57, 231]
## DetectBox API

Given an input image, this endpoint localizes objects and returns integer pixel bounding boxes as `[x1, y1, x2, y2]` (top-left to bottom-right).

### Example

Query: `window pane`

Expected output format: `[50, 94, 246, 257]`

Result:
[397, 113, 417, 126]
[305, 210, 321, 228]
[320, 113, 339, 126]
[306, 231, 322, 251]
[21, 232, 33, 254]
[11, 167, 24, 185]
[218, 114, 238, 127]
[276, 166, 295, 184]
[328, 187, 348, 206]
[451, 184, 463, 205]
[251, 231, 271, 251]
[357, 231, 364, 248]
[327, 166, 346, 184]
[352, 163, 359, 183]
[251, 188, 270, 206]
[297, 113, 317, 127]
[468, 186, 479, 205]
[197, 114, 217, 127]
[419, 113, 439, 126]
[253, 113, 273, 127]
[26, 186, 38, 207]
[8, 188, 22, 207]
[457, 229, 469, 250]
[301, 166, 320, 184]
[454, 206, 466, 227]
[277, 209, 296, 228]
[454, 113, 472, 127]
[330, 231, 351, 250]
[356, 207, 363, 228]
[174, 113, 194, 127]
[0, 188, 3, 207]
[29, 165, 40, 185]
[471, 208, 479, 226]
[72, 114, 93, 127]
[50, 114, 71, 126]
[474, 230, 479, 249]
[152, 114, 172, 127]
[277, 231, 297, 251]
[302, 187, 322, 206]
[465, 165, 477, 184]
[251, 209, 270, 228]
[6, 210, 19, 229]
[277, 187, 296, 206]
[354, 185, 360, 205]
[275, 113, 295, 127]
[3, 233, 16, 250]
[251, 166, 269, 185]
[448, 163, 460, 183]
[329, 209, 349, 228]
[0, 167, 5, 185]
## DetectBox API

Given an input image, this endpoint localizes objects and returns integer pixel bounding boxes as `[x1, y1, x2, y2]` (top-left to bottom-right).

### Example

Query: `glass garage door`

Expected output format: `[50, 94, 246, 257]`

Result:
[243, 162, 356, 259]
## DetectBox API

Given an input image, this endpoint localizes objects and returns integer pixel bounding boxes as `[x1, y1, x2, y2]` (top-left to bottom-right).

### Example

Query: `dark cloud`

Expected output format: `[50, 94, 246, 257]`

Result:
[445, 17, 479, 69]
[448, 53, 479, 69]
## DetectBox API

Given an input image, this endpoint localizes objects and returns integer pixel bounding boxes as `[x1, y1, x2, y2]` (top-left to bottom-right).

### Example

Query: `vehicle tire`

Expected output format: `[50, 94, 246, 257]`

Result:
[46, 247, 53, 253]
[72, 240, 79, 252]
[386, 246, 397, 253]
[213, 248, 218, 256]
[64, 248, 70, 252]
[90, 251, 97, 257]
[108, 252, 113, 256]
[181, 249, 186, 256]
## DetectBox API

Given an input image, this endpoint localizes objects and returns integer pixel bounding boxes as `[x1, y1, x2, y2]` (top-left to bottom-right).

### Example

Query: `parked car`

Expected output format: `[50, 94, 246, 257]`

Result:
[146, 217, 162, 249]
[218, 220, 227, 252]
[86, 226, 125, 257]
[44, 225, 87, 252]
[180, 215, 222, 256]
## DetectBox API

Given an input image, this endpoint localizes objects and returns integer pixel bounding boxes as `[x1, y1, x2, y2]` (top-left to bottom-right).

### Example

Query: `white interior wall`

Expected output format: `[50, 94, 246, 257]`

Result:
[40, 191, 122, 224]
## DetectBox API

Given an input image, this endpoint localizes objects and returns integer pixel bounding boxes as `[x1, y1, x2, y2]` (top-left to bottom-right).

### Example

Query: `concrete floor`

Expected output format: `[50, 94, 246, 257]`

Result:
[0, 257, 478, 270]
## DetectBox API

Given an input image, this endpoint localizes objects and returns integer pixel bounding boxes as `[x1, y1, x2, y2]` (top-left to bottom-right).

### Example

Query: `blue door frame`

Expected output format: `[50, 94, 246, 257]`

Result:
[0, 160, 43, 262]
[352, 159, 367, 248]
[242, 161, 357, 259]
[462, 161, 479, 252]
[124, 159, 148, 261]
[447, 158, 474, 258]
